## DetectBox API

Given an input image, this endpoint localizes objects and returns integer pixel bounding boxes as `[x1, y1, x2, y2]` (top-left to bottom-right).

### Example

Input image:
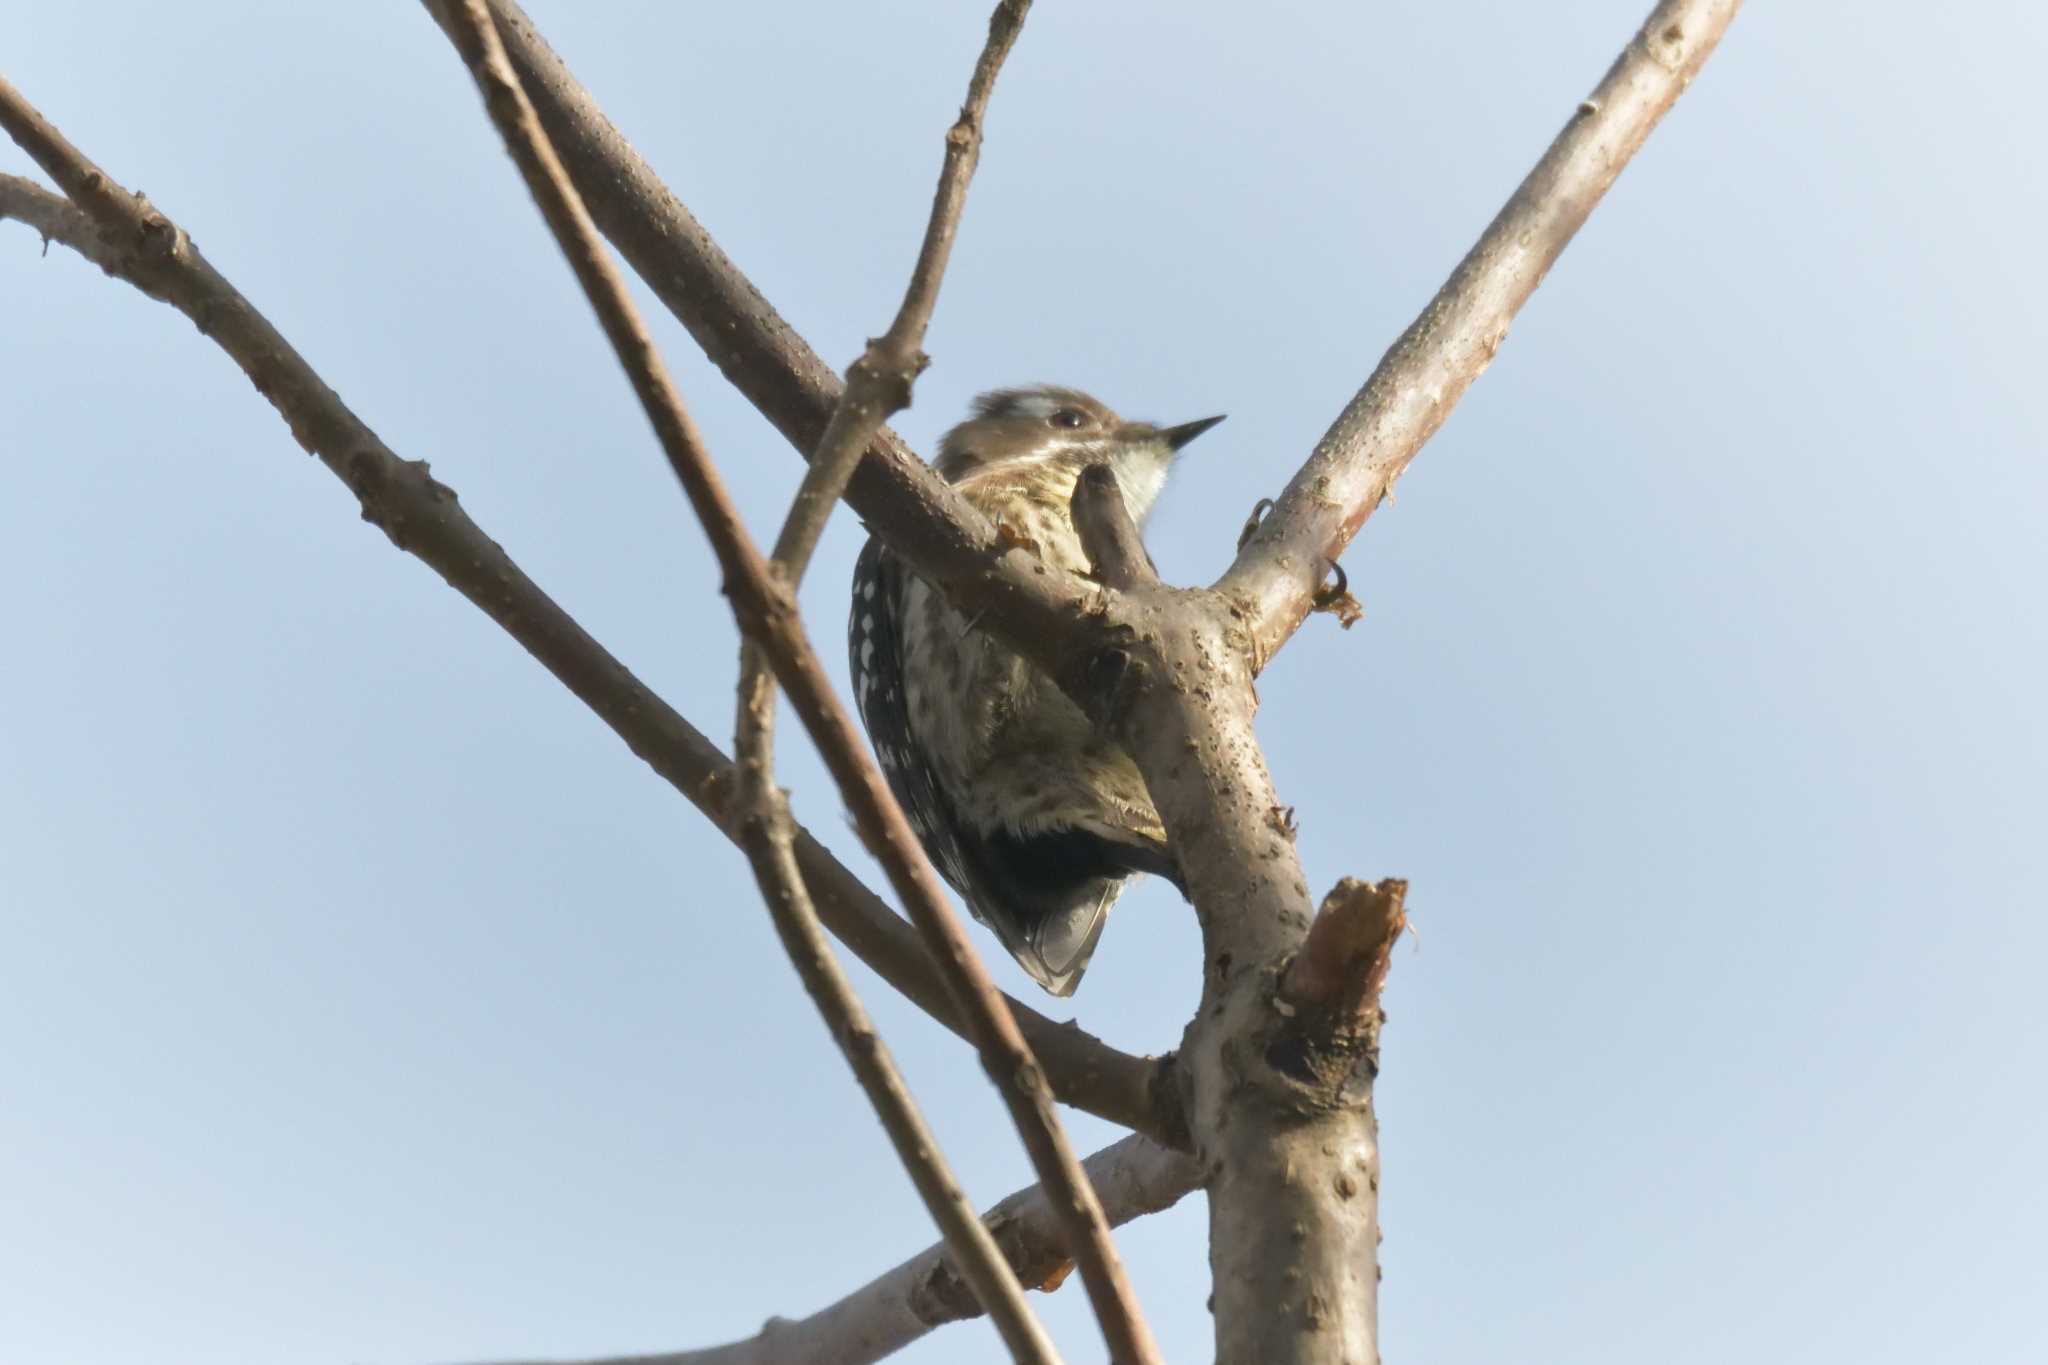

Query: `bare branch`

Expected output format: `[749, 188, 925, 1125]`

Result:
[1070, 465, 1159, 593]
[772, 0, 1031, 577]
[1088, 8, 1740, 1358]
[0, 169, 86, 248]
[732, 0, 1033, 1169]
[433, 0, 1739, 703]
[1089, 584, 1368, 1363]
[731, 6, 1042, 1340]
[427, 10, 1160, 1363]
[452, 1136, 1196, 1365]
[1221, 0, 1744, 665]
[1268, 878, 1408, 1104]
[1280, 878, 1408, 1025]
[431, 7, 1061, 1358]
[0, 183, 1174, 1145]
[419, 0, 876, 473]
[759, 1134, 1195, 1365]
[6, 174, 1173, 1159]
[713, 36, 1040, 1305]
[416, 0, 1094, 659]
[728, 705, 1060, 1365]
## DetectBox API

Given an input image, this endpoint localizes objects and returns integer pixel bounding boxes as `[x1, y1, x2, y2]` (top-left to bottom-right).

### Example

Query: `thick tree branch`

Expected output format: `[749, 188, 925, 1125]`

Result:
[0, 178, 1174, 1145]
[429, 12, 1160, 1363]
[1098, 584, 1374, 1364]
[1220, 0, 1744, 665]
[1085, 8, 1737, 1359]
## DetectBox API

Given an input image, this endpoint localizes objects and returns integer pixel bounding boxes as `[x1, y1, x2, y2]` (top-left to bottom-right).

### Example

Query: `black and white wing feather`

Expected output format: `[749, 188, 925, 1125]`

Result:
[848, 539, 979, 895]
[848, 537, 1127, 996]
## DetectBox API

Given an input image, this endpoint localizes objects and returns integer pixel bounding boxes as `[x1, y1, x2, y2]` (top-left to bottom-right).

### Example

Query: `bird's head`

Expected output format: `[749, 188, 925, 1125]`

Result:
[935, 385, 1225, 521]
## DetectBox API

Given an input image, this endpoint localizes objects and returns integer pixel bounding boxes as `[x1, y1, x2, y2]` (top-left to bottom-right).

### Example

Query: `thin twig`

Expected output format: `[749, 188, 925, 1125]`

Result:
[0, 166, 1175, 1147]
[728, 688, 1060, 1365]
[431, 6, 1062, 1361]
[738, 2, 1035, 1334]
[737, 0, 1032, 1068]
[725, 0, 1037, 1351]
[732, 2, 1034, 1330]
[454, 1135, 1199, 1365]
[770, 0, 1031, 575]
[1221, 0, 1744, 665]
[430, 9, 1159, 1363]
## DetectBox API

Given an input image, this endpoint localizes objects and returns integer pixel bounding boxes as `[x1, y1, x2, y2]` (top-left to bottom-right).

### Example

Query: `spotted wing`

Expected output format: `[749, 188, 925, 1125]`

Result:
[849, 537, 1140, 997]
[848, 538, 979, 897]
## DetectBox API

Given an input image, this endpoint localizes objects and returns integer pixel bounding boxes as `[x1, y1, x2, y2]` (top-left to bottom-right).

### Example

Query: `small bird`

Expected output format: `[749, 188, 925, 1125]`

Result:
[848, 386, 1224, 994]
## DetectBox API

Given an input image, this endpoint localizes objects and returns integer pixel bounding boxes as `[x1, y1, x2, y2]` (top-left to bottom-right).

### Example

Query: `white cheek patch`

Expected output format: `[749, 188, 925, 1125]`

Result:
[1110, 445, 1172, 520]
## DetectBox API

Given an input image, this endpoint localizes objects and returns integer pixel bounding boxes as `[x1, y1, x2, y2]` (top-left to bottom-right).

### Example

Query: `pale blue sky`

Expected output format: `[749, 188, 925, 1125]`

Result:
[3, 3, 2043, 1363]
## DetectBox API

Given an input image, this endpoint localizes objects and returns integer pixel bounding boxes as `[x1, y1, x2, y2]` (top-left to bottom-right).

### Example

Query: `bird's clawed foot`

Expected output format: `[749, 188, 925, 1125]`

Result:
[1311, 558, 1363, 628]
[1237, 497, 1276, 551]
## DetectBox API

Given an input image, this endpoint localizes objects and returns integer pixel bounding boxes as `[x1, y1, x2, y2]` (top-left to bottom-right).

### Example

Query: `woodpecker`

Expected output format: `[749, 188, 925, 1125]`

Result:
[847, 386, 1224, 995]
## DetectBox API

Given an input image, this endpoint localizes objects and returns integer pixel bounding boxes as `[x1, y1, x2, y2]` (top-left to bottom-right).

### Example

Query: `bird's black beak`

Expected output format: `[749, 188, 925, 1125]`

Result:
[1160, 414, 1227, 451]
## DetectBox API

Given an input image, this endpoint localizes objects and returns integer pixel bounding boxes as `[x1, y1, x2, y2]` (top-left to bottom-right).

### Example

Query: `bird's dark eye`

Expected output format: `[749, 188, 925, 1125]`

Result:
[1050, 408, 1087, 429]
